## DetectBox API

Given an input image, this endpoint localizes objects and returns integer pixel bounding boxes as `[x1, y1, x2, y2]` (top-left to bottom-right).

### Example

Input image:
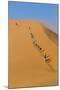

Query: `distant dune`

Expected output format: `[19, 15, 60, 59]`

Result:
[41, 24, 58, 45]
[8, 20, 58, 88]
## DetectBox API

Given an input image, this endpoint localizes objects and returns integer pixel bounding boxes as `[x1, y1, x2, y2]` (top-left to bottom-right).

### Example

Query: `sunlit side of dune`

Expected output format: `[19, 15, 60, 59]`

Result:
[8, 20, 58, 88]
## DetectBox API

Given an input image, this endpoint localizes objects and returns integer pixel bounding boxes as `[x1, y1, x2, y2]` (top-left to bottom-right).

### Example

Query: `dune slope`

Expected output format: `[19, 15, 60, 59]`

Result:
[8, 20, 58, 88]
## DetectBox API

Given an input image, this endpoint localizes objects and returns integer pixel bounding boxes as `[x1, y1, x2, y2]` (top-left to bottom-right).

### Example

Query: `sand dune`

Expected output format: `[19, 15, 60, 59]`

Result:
[8, 20, 58, 88]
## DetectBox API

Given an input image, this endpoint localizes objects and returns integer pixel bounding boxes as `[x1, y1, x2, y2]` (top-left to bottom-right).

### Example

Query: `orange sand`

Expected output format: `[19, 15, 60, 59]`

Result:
[8, 20, 58, 88]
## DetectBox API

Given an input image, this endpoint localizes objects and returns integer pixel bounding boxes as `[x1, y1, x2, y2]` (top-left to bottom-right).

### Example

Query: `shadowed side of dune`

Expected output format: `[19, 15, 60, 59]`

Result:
[41, 24, 58, 45]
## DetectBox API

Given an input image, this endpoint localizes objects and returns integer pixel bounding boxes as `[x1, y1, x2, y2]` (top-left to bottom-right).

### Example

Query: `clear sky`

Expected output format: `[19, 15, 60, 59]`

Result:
[8, 1, 58, 33]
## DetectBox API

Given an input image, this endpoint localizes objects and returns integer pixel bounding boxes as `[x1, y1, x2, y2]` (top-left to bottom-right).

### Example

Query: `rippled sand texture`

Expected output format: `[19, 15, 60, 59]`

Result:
[8, 20, 58, 88]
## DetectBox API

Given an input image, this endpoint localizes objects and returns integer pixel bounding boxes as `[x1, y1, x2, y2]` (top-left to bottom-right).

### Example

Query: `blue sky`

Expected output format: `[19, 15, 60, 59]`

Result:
[8, 1, 58, 33]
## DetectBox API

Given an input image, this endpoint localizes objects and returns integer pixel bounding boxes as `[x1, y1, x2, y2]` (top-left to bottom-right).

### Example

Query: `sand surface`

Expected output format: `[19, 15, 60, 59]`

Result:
[8, 20, 58, 88]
